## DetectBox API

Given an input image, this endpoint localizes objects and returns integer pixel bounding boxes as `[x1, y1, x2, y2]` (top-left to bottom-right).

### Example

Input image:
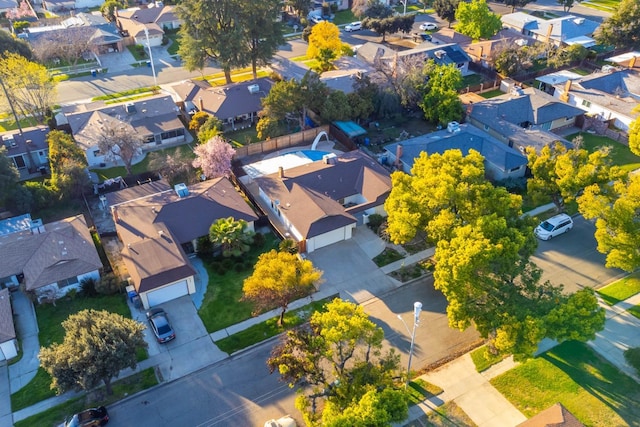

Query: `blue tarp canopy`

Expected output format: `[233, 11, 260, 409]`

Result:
[333, 121, 367, 138]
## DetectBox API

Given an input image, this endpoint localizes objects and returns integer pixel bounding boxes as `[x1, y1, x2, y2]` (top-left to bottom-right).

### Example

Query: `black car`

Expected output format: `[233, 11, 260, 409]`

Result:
[62, 406, 109, 427]
[146, 308, 176, 343]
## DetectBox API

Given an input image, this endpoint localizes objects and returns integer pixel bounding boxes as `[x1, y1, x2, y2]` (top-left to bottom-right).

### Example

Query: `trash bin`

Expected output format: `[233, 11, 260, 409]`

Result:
[132, 295, 142, 309]
[146, 60, 151, 68]
[91, 69, 97, 77]
[364, 137, 370, 146]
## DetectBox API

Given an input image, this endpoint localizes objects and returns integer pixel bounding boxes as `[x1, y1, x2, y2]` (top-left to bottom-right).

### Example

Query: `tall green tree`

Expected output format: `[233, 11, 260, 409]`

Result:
[0, 53, 56, 123]
[267, 299, 407, 426]
[557, 0, 574, 12]
[420, 62, 464, 126]
[578, 174, 640, 272]
[363, 14, 415, 42]
[287, 0, 310, 20]
[100, 0, 125, 22]
[433, 0, 459, 28]
[454, 0, 502, 40]
[209, 217, 255, 258]
[596, 0, 640, 47]
[628, 105, 639, 156]
[176, 0, 248, 84]
[0, 146, 19, 206]
[243, 250, 322, 326]
[0, 28, 32, 60]
[526, 140, 621, 211]
[47, 130, 88, 197]
[239, 0, 284, 79]
[499, 0, 535, 13]
[320, 90, 352, 122]
[39, 309, 147, 395]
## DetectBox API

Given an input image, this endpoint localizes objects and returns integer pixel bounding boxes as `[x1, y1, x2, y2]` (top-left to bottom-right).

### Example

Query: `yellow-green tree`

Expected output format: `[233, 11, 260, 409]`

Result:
[306, 21, 342, 63]
[629, 105, 639, 157]
[579, 174, 640, 272]
[0, 53, 56, 123]
[243, 250, 322, 326]
[454, 0, 501, 40]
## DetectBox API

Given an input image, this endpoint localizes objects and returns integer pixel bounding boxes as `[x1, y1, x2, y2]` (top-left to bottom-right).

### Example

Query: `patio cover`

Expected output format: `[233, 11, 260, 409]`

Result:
[333, 121, 367, 138]
[564, 36, 596, 48]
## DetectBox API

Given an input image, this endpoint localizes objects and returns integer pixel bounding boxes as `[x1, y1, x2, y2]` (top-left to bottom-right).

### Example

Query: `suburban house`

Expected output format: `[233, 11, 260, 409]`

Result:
[501, 12, 599, 47]
[0, 288, 17, 360]
[43, 0, 103, 12]
[517, 403, 584, 427]
[0, 0, 18, 15]
[58, 95, 190, 167]
[552, 68, 640, 132]
[167, 78, 274, 129]
[107, 178, 258, 308]
[22, 13, 125, 55]
[241, 150, 392, 253]
[1, 126, 50, 180]
[468, 83, 584, 137]
[459, 29, 538, 69]
[116, 4, 180, 47]
[384, 123, 528, 181]
[357, 41, 473, 76]
[0, 214, 102, 302]
[605, 51, 640, 69]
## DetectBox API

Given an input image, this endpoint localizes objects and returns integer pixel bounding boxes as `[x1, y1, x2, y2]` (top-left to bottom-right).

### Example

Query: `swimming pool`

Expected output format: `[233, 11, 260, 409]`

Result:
[298, 150, 331, 161]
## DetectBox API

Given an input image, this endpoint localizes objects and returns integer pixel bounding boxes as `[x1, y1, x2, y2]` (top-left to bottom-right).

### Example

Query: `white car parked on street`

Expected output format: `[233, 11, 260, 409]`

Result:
[419, 22, 438, 31]
[344, 21, 362, 32]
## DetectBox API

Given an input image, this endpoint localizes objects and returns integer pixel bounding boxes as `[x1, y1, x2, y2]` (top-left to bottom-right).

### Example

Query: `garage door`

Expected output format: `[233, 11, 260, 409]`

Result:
[147, 280, 188, 307]
[311, 227, 347, 252]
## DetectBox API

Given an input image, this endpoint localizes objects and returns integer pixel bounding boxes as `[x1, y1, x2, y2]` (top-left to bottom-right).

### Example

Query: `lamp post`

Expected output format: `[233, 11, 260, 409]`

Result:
[143, 27, 158, 87]
[397, 301, 423, 389]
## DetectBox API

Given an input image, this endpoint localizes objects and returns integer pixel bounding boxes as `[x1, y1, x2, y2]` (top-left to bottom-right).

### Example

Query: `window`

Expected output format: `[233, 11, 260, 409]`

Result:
[12, 155, 26, 169]
[57, 276, 79, 288]
[510, 166, 521, 172]
[93, 149, 100, 157]
[144, 135, 155, 143]
[581, 99, 591, 108]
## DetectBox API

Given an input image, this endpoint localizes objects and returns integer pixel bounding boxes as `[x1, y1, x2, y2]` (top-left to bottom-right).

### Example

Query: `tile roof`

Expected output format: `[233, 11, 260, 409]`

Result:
[385, 124, 528, 173]
[0, 215, 102, 290]
[111, 178, 258, 246]
[0, 289, 15, 344]
[254, 151, 391, 239]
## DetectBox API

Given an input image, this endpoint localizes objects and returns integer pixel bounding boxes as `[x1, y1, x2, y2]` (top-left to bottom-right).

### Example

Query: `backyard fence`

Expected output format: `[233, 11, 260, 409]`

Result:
[233, 125, 331, 159]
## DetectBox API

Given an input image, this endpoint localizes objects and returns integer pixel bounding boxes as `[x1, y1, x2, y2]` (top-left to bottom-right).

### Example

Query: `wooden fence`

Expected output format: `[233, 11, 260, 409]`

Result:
[233, 125, 331, 159]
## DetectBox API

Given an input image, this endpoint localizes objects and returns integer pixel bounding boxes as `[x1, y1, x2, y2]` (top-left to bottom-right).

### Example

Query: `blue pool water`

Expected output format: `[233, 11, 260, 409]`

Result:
[298, 150, 330, 161]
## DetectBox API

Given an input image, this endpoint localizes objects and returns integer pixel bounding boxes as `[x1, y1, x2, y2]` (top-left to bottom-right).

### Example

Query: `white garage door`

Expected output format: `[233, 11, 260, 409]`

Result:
[147, 280, 188, 307]
[312, 227, 347, 252]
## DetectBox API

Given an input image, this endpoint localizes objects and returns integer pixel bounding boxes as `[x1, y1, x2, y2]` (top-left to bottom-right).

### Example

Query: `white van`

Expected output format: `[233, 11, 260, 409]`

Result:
[534, 213, 573, 240]
[345, 21, 362, 32]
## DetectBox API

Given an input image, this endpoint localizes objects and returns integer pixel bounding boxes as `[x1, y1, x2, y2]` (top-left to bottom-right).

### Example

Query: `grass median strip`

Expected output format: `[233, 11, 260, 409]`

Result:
[215, 295, 338, 354]
[14, 368, 158, 427]
[470, 345, 509, 372]
[596, 272, 640, 306]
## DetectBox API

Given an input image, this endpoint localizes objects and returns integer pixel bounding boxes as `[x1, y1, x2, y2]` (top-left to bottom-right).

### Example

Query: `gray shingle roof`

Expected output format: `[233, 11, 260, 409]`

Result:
[1, 126, 49, 158]
[385, 124, 528, 172]
[0, 289, 15, 344]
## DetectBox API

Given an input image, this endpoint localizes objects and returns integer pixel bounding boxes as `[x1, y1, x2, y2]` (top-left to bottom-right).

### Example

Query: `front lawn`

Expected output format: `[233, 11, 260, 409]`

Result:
[373, 247, 405, 267]
[568, 132, 640, 173]
[470, 345, 509, 372]
[491, 341, 640, 426]
[596, 272, 640, 306]
[14, 368, 158, 427]
[215, 295, 336, 354]
[198, 233, 280, 332]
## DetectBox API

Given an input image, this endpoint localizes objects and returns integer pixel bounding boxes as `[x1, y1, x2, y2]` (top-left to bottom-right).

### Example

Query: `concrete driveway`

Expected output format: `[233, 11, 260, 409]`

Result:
[134, 296, 227, 382]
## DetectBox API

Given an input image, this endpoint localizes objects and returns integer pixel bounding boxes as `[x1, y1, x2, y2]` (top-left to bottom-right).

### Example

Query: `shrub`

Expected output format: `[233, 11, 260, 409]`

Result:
[233, 262, 244, 272]
[80, 278, 98, 297]
[221, 258, 234, 271]
[95, 273, 121, 295]
[624, 347, 640, 376]
[495, 177, 527, 195]
[367, 214, 384, 233]
[279, 238, 298, 254]
[197, 235, 214, 255]
[253, 232, 266, 248]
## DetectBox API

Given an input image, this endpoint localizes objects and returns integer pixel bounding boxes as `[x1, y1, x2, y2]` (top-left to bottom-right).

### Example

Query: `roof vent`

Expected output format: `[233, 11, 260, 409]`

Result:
[174, 183, 189, 197]
[125, 103, 136, 114]
[247, 84, 260, 94]
[573, 17, 585, 25]
[447, 121, 461, 133]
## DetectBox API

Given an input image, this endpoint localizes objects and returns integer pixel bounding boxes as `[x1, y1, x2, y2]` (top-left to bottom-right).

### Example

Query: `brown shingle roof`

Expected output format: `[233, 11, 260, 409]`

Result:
[112, 178, 258, 246]
[254, 151, 391, 239]
[0, 215, 102, 291]
[518, 403, 585, 427]
[0, 289, 15, 344]
[121, 224, 195, 293]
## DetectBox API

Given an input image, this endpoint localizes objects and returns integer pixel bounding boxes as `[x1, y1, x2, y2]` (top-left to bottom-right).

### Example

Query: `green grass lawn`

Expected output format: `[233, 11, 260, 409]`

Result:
[480, 89, 504, 99]
[0, 116, 39, 132]
[14, 368, 157, 427]
[225, 127, 260, 145]
[12, 293, 141, 411]
[91, 145, 194, 181]
[215, 295, 336, 353]
[491, 341, 640, 426]
[166, 34, 180, 55]
[333, 9, 357, 25]
[629, 304, 640, 320]
[198, 234, 280, 333]
[597, 272, 640, 306]
[470, 345, 509, 372]
[568, 132, 640, 173]
[91, 86, 160, 102]
[461, 74, 484, 87]
[405, 401, 477, 426]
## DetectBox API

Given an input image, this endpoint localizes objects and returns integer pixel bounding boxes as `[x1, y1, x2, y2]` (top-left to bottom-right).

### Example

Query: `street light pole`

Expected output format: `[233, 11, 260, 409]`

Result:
[143, 27, 158, 87]
[397, 301, 423, 389]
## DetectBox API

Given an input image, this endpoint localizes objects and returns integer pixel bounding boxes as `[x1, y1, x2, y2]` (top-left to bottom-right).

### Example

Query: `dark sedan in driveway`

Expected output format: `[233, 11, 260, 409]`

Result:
[147, 308, 176, 343]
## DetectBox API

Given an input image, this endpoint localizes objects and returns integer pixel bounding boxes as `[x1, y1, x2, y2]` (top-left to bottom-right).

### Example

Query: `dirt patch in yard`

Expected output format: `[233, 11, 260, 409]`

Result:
[101, 236, 129, 281]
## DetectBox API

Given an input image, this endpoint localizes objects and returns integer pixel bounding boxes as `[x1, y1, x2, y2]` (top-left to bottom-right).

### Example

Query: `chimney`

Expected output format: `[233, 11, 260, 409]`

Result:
[395, 144, 403, 167]
[560, 80, 571, 102]
[630, 56, 637, 69]
[278, 166, 284, 178]
[198, 97, 204, 111]
[111, 206, 119, 223]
